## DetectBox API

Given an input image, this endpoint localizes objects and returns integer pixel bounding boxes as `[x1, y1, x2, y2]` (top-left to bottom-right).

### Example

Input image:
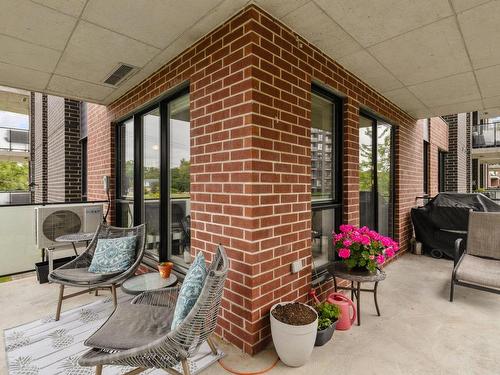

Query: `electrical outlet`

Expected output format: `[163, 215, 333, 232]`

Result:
[291, 260, 303, 274]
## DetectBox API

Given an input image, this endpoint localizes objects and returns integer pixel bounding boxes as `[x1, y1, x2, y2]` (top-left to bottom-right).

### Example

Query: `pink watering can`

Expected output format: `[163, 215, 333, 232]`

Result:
[327, 292, 356, 330]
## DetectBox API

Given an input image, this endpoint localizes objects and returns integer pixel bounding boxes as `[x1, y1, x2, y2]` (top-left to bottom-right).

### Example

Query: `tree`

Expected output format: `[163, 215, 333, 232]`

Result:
[0, 161, 29, 191]
[359, 125, 391, 195]
[171, 159, 190, 194]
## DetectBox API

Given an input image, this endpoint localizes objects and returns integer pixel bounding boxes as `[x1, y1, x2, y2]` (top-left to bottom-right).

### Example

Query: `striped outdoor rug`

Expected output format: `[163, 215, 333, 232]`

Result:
[4, 293, 224, 374]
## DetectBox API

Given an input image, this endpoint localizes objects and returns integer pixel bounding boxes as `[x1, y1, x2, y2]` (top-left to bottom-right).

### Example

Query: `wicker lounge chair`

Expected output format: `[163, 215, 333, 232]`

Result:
[450, 211, 500, 301]
[48, 223, 146, 320]
[78, 245, 229, 375]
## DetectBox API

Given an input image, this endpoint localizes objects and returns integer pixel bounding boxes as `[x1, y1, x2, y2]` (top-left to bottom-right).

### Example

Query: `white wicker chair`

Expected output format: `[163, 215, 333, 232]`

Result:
[450, 211, 500, 301]
[48, 223, 146, 320]
[78, 245, 229, 375]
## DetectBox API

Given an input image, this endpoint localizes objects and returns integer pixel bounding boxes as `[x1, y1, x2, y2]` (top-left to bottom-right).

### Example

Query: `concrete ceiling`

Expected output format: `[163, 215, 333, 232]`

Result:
[1, 0, 500, 119]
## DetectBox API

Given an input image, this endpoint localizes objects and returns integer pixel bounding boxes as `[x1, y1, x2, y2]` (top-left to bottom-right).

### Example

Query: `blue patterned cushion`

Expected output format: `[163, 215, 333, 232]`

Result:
[88, 236, 137, 274]
[171, 252, 207, 329]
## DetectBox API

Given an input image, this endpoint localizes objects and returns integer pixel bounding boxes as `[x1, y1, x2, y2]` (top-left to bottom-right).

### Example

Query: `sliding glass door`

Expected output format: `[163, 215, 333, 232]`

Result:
[117, 119, 134, 228]
[142, 107, 161, 258]
[168, 95, 190, 265]
[116, 87, 190, 267]
[376, 121, 393, 237]
[359, 114, 394, 237]
[359, 116, 375, 230]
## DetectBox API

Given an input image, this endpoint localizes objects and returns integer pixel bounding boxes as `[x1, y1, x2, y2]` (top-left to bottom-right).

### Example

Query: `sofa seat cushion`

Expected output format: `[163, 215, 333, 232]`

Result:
[456, 254, 500, 289]
[85, 303, 174, 351]
[51, 267, 119, 283]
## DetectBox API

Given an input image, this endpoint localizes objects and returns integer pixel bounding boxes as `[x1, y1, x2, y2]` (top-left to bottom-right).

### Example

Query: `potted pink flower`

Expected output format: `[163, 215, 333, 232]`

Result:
[332, 225, 399, 272]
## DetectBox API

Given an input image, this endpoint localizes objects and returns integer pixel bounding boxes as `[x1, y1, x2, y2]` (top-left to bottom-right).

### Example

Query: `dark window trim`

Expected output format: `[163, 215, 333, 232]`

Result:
[311, 84, 343, 208]
[115, 85, 190, 266]
[311, 84, 343, 280]
[359, 110, 395, 238]
[438, 149, 446, 193]
[81, 138, 87, 201]
[423, 141, 430, 195]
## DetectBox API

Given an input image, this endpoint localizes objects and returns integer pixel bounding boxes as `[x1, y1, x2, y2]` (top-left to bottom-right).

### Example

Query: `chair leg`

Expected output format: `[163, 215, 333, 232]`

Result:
[374, 281, 381, 316]
[95, 365, 103, 375]
[55, 284, 65, 321]
[450, 279, 455, 302]
[111, 284, 117, 307]
[207, 336, 218, 355]
[181, 359, 191, 375]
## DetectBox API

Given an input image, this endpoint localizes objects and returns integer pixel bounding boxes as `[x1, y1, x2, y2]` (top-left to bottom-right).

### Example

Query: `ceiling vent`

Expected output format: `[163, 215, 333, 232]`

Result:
[103, 63, 136, 86]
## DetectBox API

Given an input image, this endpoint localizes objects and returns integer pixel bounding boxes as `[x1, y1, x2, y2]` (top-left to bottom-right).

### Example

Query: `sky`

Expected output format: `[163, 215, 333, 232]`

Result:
[0, 111, 29, 129]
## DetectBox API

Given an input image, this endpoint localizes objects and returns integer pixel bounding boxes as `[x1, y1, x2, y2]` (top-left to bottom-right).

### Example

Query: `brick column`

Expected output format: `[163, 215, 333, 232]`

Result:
[343, 98, 360, 226]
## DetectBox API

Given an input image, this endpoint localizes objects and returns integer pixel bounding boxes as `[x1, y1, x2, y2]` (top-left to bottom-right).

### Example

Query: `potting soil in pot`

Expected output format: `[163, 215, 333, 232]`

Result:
[271, 302, 316, 325]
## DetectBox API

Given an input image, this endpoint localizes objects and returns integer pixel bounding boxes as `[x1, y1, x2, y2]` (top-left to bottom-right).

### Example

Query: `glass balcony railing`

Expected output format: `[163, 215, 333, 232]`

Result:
[0, 127, 29, 152]
[472, 123, 500, 148]
[0, 191, 31, 205]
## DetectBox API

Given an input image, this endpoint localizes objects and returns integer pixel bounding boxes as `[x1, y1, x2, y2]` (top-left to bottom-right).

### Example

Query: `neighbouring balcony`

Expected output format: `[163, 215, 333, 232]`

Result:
[472, 123, 500, 148]
[0, 127, 29, 152]
[0, 191, 30, 205]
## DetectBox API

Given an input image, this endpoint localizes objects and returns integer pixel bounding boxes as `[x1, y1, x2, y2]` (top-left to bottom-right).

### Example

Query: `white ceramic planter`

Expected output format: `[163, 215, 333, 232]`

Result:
[270, 302, 318, 367]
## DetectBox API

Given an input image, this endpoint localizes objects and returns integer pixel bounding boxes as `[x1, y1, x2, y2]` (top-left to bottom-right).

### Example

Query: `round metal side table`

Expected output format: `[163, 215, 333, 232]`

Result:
[122, 272, 178, 295]
[327, 261, 386, 326]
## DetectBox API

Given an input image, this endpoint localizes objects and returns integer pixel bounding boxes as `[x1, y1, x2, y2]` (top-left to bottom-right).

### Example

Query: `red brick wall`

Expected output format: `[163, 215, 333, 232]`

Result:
[87, 5, 441, 354]
[87, 103, 114, 222]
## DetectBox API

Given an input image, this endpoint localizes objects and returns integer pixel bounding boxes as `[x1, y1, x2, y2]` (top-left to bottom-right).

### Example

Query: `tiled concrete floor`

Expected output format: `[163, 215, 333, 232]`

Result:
[1, 254, 499, 375]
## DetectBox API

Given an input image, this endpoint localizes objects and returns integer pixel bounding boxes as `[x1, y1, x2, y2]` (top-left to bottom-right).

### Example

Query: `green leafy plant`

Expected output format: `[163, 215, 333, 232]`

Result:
[0, 161, 29, 191]
[315, 302, 341, 331]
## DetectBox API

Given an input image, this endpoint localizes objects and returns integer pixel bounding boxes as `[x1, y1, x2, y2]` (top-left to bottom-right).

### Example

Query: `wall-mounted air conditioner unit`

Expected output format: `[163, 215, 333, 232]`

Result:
[35, 203, 103, 249]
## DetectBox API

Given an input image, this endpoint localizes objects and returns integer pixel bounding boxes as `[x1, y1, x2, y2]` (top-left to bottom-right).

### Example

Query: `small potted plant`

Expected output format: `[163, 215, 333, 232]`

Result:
[315, 301, 341, 346]
[332, 224, 399, 273]
[270, 302, 318, 367]
[158, 262, 173, 278]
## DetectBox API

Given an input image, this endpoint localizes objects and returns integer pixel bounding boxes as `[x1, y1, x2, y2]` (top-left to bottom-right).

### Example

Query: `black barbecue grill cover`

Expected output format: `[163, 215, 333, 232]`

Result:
[411, 193, 500, 258]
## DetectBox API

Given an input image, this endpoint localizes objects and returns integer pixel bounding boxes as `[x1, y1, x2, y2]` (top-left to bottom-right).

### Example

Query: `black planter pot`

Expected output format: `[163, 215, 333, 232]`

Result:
[35, 256, 76, 284]
[315, 320, 338, 346]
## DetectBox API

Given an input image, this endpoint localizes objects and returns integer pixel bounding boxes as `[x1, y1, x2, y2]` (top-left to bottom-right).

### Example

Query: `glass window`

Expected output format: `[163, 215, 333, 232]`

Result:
[359, 115, 375, 230]
[169, 94, 190, 266]
[311, 93, 335, 202]
[117, 119, 134, 227]
[311, 89, 341, 275]
[422, 118, 429, 142]
[423, 141, 429, 195]
[359, 114, 394, 237]
[116, 88, 190, 268]
[142, 107, 161, 258]
[438, 150, 446, 192]
[311, 207, 336, 269]
[377, 122, 393, 238]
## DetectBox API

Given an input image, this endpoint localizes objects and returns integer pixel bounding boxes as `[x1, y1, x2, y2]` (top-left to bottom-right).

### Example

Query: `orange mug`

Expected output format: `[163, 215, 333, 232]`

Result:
[158, 262, 173, 279]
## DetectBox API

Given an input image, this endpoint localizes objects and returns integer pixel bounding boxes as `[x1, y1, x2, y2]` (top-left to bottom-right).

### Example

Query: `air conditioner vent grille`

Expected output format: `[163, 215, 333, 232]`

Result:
[104, 64, 135, 86]
[42, 210, 82, 241]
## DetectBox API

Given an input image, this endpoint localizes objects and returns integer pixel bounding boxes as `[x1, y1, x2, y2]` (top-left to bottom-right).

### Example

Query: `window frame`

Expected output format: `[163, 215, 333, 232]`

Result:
[359, 110, 396, 238]
[115, 85, 190, 269]
[310, 84, 343, 280]
[423, 140, 430, 195]
[438, 149, 446, 193]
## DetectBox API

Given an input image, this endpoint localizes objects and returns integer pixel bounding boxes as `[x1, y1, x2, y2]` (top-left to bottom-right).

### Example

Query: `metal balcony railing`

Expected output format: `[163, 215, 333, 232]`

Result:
[0, 127, 29, 152]
[472, 123, 500, 148]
